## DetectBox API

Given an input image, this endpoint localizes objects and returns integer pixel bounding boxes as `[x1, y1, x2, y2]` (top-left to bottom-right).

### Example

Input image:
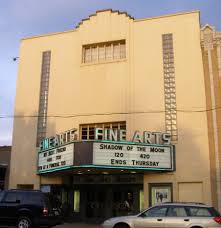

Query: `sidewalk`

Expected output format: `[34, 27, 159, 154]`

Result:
[56, 223, 100, 228]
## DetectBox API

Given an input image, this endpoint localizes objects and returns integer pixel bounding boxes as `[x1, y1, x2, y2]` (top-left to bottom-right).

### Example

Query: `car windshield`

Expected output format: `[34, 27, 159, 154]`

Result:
[0, 191, 5, 202]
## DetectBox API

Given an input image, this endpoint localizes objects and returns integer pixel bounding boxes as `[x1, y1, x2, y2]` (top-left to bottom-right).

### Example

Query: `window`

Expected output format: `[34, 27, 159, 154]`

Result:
[105, 44, 112, 60]
[113, 43, 120, 59]
[167, 207, 187, 217]
[99, 45, 105, 60]
[188, 207, 212, 217]
[91, 46, 98, 62]
[82, 40, 126, 64]
[0, 191, 4, 202]
[4, 192, 17, 202]
[17, 184, 34, 190]
[74, 190, 80, 213]
[139, 190, 144, 212]
[80, 121, 126, 140]
[84, 48, 91, 63]
[142, 206, 168, 217]
[149, 183, 172, 206]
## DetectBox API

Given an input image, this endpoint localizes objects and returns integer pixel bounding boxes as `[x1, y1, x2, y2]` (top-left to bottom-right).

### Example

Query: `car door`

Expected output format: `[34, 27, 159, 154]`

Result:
[0, 191, 6, 223]
[165, 206, 190, 228]
[134, 206, 168, 228]
[185, 206, 215, 227]
[0, 192, 21, 225]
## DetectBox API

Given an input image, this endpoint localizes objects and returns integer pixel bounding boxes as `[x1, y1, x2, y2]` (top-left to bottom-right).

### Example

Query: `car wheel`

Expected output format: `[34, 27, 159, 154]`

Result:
[17, 216, 32, 228]
[114, 223, 130, 228]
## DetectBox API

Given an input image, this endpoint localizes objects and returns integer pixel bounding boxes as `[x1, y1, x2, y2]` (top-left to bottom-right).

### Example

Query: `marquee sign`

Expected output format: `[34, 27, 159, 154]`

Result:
[93, 142, 174, 170]
[37, 128, 175, 174]
[95, 128, 171, 145]
[38, 143, 74, 173]
[38, 127, 171, 153]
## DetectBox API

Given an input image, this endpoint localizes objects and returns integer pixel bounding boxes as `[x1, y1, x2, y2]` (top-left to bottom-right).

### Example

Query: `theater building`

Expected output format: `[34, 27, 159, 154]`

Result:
[9, 9, 220, 221]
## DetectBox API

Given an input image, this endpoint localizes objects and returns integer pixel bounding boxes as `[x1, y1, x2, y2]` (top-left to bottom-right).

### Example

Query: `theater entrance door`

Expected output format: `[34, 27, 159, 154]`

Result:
[73, 184, 143, 223]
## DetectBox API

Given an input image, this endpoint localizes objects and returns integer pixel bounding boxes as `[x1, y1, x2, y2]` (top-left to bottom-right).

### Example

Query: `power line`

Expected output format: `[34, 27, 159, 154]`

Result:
[1, 106, 221, 119]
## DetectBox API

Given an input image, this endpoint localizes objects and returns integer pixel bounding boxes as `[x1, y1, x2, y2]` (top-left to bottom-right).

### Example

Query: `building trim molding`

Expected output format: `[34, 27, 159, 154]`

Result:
[207, 49, 221, 211]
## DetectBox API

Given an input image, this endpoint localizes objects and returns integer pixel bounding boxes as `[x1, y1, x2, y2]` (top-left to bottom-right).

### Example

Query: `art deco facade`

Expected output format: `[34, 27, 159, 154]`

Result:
[9, 10, 220, 221]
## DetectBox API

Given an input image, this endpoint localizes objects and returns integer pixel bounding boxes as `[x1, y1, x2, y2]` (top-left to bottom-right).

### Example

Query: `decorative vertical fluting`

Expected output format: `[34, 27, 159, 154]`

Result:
[36, 51, 51, 146]
[217, 41, 221, 78]
[162, 34, 178, 142]
[201, 25, 221, 212]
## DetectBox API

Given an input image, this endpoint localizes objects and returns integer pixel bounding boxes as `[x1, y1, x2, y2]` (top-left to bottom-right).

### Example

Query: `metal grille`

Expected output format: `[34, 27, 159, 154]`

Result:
[36, 51, 51, 146]
[162, 34, 178, 142]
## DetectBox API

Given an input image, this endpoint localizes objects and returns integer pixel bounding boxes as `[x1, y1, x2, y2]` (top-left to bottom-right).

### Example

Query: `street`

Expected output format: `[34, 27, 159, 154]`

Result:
[56, 223, 100, 228]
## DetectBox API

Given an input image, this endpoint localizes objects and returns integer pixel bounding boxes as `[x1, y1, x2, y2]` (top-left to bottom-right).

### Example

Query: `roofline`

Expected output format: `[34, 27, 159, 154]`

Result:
[21, 10, 200, 41]
[135, 10, 200, 23]
[160, 202, 209, 206]
[21, 29, 76, 41]
[75, 8, 134, 29]
[0, 146, 11, 149]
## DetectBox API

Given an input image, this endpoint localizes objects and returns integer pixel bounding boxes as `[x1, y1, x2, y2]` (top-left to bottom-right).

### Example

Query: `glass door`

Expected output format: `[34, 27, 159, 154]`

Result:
[86, 189, 105, 220]
[113, 190, 134, 217]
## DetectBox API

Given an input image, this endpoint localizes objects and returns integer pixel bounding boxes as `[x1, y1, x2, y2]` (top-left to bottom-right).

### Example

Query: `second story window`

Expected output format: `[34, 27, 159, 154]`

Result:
[80, 121, 126, 140]
[82, 40, 126, 64]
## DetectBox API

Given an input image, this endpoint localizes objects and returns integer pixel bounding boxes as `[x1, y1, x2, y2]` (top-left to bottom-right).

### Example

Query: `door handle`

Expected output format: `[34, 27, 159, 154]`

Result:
[157, 219, 163, 221]
[184, 219, 190, 222]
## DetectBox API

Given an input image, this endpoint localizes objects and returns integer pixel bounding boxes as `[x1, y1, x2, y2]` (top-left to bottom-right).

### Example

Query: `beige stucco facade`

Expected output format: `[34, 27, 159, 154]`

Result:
[10, 10, 219, 218]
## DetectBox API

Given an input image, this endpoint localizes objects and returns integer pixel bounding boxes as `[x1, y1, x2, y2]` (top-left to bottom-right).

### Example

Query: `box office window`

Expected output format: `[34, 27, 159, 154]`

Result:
[80, 121, 126, 140]
[82, 40, 126, 64]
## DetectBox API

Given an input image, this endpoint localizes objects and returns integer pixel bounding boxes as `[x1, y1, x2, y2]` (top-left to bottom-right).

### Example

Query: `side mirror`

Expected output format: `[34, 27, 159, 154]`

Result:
[139, 213, 145, 218]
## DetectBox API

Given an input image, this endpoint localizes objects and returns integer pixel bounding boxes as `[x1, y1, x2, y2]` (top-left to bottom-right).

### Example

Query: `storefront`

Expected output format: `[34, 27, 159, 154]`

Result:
[37, 128, 175, 221]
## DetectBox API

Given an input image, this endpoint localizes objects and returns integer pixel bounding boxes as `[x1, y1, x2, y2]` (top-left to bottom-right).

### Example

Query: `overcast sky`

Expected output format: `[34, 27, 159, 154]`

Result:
[0, 0, 221, 146]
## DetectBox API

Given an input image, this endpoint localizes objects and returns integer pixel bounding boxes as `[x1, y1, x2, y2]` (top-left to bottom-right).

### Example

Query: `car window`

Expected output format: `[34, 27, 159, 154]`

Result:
[167, 207, 187, 217]
[0, 191, 5, 202]
[188, 207, 212, 217]
[23, 192, 44, 205]
[141, 206, 168, 217]
[4, 192, 17, 202]
[209, 207, 221, 216]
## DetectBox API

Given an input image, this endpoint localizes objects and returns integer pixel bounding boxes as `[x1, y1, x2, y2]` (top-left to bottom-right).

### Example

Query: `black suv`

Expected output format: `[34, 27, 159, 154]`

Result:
[0, 189, 63, 228]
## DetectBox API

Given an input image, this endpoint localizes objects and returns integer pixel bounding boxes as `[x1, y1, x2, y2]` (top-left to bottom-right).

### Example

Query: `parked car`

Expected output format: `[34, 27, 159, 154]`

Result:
[0, 189, 63, 228]
[101, 202, 221, 228]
